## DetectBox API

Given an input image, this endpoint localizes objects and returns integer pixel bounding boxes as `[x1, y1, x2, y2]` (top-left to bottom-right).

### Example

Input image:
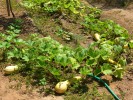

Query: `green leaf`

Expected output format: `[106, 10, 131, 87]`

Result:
[39, 78, 47, 85]
[72, 63, 80, 70]
[37, 56, 50, 61]
[7, 51, 15, 59]
[118, 58, 127, 67]
[129, 41, 133, 48]
[101, 63, 113, 75]
[16, 38, 24, 43]
[75, 47, 87, 62]
[114, 26, 123, 35]
[88, 48, 100, 58]
[94, 68, 101, 75]
[113, 67, 124, 78]
[22, 56, 29, 62]
[55, 54, 68, 67]
[69, 7, 79, 14]
[79, 66, 91, 75]
[0, 42, 11, 48]
[69, 57, 76, 64]
[6, 36, 13, 41]
[99, 49, 110, 60]
[100, 43, 113, 52]
[113, 45, 122, 54]
[49, 67, 60, 76]
[86, 58, 97, 66]
[14, 29, 21, 34]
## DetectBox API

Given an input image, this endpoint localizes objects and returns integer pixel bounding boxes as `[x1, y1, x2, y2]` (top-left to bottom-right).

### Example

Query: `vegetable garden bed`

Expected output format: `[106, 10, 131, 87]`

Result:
[0, 0, 133, 100]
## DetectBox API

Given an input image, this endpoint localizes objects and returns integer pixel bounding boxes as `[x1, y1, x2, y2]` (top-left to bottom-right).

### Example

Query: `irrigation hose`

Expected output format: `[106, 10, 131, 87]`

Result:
[87, 74, 120, 100]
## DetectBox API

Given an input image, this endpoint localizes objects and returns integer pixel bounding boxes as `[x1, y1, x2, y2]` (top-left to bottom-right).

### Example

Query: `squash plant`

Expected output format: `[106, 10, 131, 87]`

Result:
[0, 0, 132, 88]
[21, 0, 86, 16]
[0, 18, 131, 90]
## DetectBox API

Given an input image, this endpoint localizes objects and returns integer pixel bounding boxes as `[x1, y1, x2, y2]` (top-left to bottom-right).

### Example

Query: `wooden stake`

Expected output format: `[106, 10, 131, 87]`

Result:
[6, 0, 15, 17]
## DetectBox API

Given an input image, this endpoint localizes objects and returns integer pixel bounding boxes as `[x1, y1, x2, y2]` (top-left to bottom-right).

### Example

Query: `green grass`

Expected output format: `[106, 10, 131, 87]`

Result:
[64, 82, 114, 100]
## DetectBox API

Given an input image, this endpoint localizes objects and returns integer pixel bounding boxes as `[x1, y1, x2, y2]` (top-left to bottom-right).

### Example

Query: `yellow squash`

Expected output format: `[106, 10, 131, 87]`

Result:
[55, 80, 70, 94]
[4, 65, 18, 74]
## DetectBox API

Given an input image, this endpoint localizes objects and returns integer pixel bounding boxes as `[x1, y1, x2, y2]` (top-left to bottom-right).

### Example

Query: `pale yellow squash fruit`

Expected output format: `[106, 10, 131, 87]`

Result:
[73, 76, 82, 80]
[55, 80, 69, 94]
[94, 33, 100, 41]
[4, 65, 18, 74]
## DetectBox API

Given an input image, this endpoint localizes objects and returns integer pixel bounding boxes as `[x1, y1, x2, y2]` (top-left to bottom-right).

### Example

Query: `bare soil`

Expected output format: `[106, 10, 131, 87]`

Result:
[100, 3, 133, 34]
[0, 0, 133, 100]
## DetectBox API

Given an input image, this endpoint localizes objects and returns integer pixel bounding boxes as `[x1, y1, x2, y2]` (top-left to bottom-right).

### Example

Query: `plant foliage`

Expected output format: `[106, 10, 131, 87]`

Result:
[0, 0, 132, 93]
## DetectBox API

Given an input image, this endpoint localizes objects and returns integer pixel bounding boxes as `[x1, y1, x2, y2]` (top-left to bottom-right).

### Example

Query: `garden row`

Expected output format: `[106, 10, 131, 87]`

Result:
[0, 0, 133, 94]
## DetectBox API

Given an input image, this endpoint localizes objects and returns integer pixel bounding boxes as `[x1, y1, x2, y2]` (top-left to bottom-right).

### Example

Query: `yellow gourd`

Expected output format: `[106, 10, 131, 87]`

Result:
[55, 80, 69, 94]
[73, 76, 82, 80]
[94, 33, 100, 41]
[4, 65, 18, 74]
[108, 58, 117, 64]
